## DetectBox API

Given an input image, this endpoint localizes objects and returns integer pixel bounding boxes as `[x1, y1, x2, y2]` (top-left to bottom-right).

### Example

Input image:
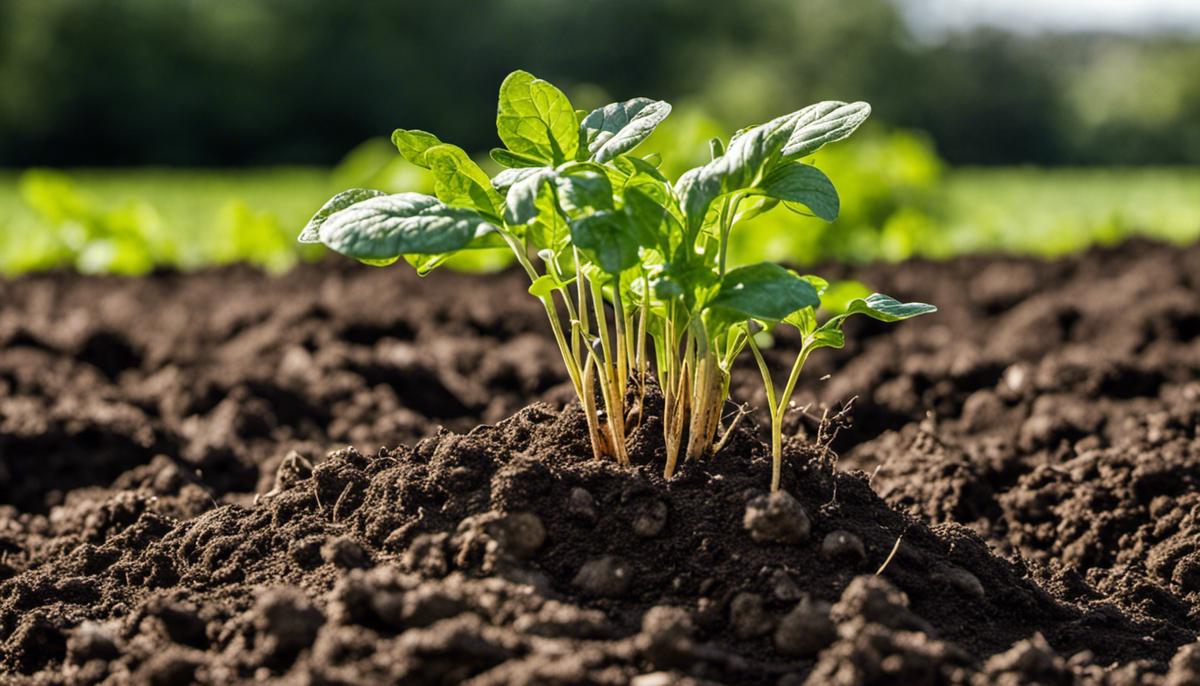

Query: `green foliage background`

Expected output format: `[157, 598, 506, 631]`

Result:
[3, 0, 1200, 167]
[4, 123, 1197, 276]
[0, 0, 1198, 275]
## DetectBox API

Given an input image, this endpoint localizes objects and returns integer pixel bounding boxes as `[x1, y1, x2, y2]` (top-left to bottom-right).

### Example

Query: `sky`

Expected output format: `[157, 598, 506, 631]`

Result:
[901, 0, 1200, 36]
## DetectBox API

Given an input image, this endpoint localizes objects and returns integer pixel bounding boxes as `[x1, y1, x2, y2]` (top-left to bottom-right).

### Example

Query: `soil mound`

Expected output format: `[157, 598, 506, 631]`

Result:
[3, 240, 1200, 683]
[4, 397, 1196, 684]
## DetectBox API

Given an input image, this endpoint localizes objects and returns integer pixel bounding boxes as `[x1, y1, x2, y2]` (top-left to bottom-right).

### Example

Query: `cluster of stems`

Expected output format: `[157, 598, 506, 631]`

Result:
[503, 197, 756, 481]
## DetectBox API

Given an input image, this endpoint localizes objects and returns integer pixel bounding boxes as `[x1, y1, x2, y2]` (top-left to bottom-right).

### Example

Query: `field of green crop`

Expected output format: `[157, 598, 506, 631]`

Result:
[939, 168, 1200, 257]
[0, 168, 333, 275]
[2, 164, 1197, 276]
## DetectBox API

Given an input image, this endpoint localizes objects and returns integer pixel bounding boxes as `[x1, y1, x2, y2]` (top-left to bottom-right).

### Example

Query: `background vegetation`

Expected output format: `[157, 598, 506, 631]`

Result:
[0, 0, 1197, 274]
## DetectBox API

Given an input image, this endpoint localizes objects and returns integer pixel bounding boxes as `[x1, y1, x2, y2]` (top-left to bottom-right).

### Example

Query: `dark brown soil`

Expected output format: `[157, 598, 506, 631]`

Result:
[2, 241, 1199, 685]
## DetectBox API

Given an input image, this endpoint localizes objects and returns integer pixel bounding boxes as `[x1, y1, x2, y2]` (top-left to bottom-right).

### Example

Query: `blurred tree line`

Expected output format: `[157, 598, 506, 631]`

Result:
[2, 0, 1199, 167]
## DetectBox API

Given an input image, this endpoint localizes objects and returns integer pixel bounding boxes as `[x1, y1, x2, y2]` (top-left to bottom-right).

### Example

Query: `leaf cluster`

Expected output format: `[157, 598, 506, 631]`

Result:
[301, 70, 936, 488]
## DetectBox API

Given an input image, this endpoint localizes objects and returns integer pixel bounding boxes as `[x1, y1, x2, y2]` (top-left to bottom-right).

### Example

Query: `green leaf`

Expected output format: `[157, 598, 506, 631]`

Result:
[581, 98, 672, 163]
[503, 169, 559, 225]
[732, 195, 779, 223]
[758, 163, 839, 221]
[791, 290, 933, 352]
[556, 170, 614, 215]
[809, 320, 847, 350]
[707, 263, 820, 322]
[728, 101, 872, 162]
[841, 293, 937, 322]
[675, 116, 793, 238]
[784, 306, 818, 334]
[359, 256, 401, 267]
[798, 274, 829, 296]
[624, 186, 677, 254]
[781, 101, 872, 159]
[528, 273, 560, 298]
[785, 306, 847, 349]
[403, 231, 509, 276]
[709, 137, 725, 160]
[318, 193, 494, 260]
[425, 144, 502, 217]
[490, 148, 546, 168]
[611, 154, 669, 184]
[528, 194, 570, 252]
[492, 166, 549, 193]
[570, 210, 640, 274]
[496, 70, 579, 165]
[392, 129, 443, 169]
[299, 189, 386, 244]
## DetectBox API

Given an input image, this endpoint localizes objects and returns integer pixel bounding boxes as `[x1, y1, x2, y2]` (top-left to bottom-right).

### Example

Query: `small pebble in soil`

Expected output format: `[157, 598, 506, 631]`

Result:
[632, 499, 669, 538]
[770, 569, 803, 602]
[934, 565, 986, 599]
[573, 556, 632, 598]
[488, 511, 546, 559]
[743, 490, 811, 544]
[568, 487, 598, 524]
[774, 596, 837, 657]
[322, 536, 371, 569]
[638, 605, 696, 668]
[729, 592, 774, 639]
[821, 530, 867, 564]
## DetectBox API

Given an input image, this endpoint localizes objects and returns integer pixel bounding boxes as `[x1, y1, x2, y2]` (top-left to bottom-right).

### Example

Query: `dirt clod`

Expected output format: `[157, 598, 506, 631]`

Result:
[638, 605, 697, 668]
[322, 536, 371, 569]
[729, 592, 774, 639]
[832, 575, 933, 635]
[567, 487, 598, 523]
[743, 490, 811, 544]
[572, 556, 632, 598]
[632, 499, 669, 538]
[821, 530, 867, 564]
[774, 596, 838, 657]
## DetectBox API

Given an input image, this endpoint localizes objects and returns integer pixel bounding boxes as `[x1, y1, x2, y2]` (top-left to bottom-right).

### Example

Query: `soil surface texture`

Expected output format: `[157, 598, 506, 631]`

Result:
[1, 241, 1198, 685]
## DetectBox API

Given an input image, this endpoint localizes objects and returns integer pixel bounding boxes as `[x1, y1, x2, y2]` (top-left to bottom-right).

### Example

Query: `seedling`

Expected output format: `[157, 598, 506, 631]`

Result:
[300, 70, 935, 490]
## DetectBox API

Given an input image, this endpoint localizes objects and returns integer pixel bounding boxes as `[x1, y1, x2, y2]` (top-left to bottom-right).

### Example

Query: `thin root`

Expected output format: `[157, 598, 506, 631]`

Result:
[712, 402, 750, 456]
[875, 533, 904, 576]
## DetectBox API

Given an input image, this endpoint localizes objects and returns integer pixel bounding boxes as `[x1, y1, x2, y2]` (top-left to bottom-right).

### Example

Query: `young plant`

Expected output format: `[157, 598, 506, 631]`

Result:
[300, 69, 935, 490]
[746, 284, 936, 491]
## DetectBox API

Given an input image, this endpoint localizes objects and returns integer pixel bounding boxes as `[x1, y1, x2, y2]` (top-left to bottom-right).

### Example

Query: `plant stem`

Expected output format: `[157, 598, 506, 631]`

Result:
[749, 333, 815, 492]
[662, 318, 690, 478]
[581, 353, 611, 460]
[612, 274, 628, 400]
[685, 325, 724, 463]
[717, 195, 733, 277]
[716, 193, 744, 278]
[589, 276, 630, 466]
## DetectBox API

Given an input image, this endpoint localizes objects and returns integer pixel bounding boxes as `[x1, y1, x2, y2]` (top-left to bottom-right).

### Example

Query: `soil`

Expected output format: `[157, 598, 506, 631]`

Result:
[1, 241, 1198, 685]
